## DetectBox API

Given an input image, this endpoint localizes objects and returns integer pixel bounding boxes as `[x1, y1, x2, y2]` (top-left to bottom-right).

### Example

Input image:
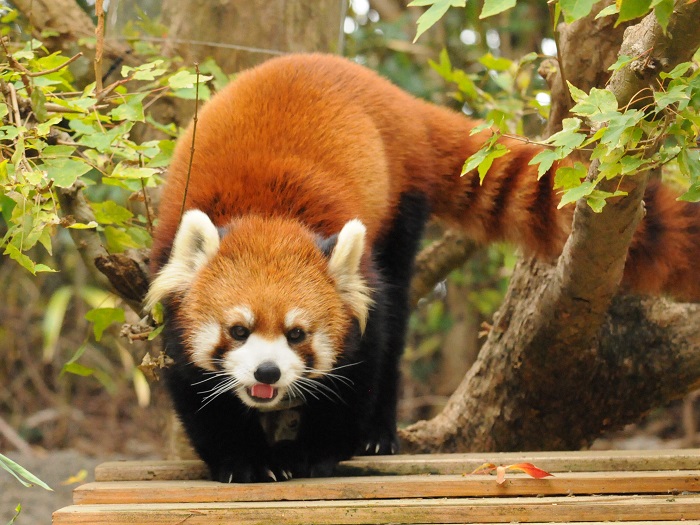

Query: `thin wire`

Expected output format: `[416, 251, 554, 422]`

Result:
[108, 35, 288, 57]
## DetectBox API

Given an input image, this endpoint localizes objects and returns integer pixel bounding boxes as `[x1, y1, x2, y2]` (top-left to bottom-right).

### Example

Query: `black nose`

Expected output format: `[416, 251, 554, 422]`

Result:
[253, 361, 281, 384]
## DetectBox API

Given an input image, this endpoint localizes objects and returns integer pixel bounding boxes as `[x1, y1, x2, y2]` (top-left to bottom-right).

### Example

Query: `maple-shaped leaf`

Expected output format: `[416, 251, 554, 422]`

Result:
[505, 462, 554, 479]
[470, 461, 554, 484]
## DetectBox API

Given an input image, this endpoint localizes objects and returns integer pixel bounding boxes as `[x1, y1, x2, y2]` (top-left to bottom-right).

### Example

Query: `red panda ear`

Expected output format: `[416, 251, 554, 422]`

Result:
[327, 219, 373, 333]
[144, 210, 220, 311]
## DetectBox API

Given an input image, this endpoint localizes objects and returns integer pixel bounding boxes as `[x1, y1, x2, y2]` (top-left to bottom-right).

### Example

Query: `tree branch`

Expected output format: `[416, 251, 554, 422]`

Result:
[56, 182, 146, 314]
[410, 229, 478, 307]
[401, 0, 700, 453]
[11, 0, 135, 69]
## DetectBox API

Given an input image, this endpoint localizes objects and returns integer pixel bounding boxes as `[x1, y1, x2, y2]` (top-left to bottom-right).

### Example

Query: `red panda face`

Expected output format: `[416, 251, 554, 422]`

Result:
[146, 212, 372, 409]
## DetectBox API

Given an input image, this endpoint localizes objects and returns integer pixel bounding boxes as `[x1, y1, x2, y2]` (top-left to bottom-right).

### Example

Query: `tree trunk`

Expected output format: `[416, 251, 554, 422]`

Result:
[400, 0, 700, 453]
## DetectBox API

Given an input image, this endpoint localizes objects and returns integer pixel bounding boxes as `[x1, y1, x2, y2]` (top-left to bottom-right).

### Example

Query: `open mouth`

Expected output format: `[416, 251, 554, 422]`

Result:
[247, 383, 278, 403]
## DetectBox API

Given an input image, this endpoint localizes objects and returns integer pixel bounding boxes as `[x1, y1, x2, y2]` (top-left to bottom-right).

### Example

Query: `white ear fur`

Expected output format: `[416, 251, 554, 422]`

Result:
[144, 210, 220, 311]
[327, 219, 373, 333]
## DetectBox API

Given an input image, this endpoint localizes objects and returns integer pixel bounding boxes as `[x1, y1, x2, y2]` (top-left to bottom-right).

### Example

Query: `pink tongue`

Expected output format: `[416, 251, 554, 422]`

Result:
[250, 383, 276, 399]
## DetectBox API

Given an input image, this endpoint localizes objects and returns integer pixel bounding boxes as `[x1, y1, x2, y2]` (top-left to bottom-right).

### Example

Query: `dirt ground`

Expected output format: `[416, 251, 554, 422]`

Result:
[1, 450, 111, 525]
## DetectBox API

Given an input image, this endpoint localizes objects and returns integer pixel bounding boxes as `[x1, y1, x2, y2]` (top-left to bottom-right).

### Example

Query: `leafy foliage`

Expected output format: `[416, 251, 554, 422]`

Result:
[0, 16, 217, 373]
[412, 0, 699, 210]
[0, 453, 52, 490]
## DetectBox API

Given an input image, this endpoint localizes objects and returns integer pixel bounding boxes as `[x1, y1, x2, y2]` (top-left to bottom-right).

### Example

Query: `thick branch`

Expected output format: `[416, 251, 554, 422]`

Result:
[542, 0, 632, 136]
[410, 229, 478, 308]
[57, 183, 145, 314]
[402, 1, 700, 452]
[608, 0, 700, 107]
[400, 260, 700, 452]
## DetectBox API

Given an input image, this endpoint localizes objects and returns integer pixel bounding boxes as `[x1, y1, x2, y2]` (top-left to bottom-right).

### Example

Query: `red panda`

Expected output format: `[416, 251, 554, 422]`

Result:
[147, 53, 700, 483]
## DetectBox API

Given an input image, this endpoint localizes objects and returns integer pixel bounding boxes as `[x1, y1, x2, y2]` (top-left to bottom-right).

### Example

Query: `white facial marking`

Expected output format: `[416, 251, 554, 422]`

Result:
[188, 321, 222, 371]
[226, 305, 255, 327]
[223, 334, 305, 408]
[284, 308, 309, 330]
[311, 329, 335, 375]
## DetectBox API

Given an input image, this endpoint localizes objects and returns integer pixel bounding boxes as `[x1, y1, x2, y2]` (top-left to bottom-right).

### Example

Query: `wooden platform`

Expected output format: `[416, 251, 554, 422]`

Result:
[53, 449, 700, 524]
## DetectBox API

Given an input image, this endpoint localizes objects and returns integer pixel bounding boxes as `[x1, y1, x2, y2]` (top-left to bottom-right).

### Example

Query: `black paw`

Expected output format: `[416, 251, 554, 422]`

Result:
[270, 441, 341, 479]
[358, 428, 399, 455]
[211, 457, 291, 483]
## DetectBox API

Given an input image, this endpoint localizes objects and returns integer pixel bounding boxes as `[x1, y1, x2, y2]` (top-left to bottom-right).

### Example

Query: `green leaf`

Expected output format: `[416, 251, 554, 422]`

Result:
[560, 0, 598, 23]
[35, 116, 63, 137]
[148, 324, 165, 341]
[554, 162, 588, 190]
[103, 225, 141, 252]
[477, 144, 508, 182]
[30, 88, 48, 122]
[6, 503, 21, 525]
[547, 117, 585, 149]
[409, 0, 466, 42]
[616, 0, 652, 24]
[654, 84, 690, 110]
[470, 120, 495, 135]
[570, 87, 618, 117]
[91, 201, 134, 225]
[529, 148, 560, 178]
[62, 362, 95, 377]
[111, 163, 157, 179]
[479, 53, 512, 71]
[4, 245, 57, 275]
[596, 3, 618, 17]
[167, 70, 212, 89]
[42, 157, 92, 187]
[652, 0, 673, 32]
[85, 307, 125, 342]
[110, 93, 147, 122]
[558, 180, 595, 208]
[480, 0, 516, 19]
[661, 62, 693, 80]
[42, 286, 73, 362]
[607, 55, 633, 71]
[567, 81, 588, 104]
[678, 182, 700, 202]
[619, 155, 648, 174]
[66, 221, 98, 229]
[0, 453, 52, 490]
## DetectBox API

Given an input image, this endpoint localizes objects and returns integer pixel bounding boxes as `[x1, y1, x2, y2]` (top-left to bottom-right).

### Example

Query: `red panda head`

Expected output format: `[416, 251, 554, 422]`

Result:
[145, 211, 372, 409]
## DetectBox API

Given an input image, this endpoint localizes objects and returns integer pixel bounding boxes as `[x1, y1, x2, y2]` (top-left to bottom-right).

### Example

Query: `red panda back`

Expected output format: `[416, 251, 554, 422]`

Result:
[152, 53, 700, 302]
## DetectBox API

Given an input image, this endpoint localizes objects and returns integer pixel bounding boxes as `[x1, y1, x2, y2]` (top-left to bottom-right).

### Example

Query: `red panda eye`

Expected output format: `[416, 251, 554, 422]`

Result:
[286, 328, 306, 344]
[229, 325, 250, 341]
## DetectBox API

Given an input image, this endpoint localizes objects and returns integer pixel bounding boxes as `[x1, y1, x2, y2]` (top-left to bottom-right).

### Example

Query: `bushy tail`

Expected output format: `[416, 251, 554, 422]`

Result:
[624, 181, 700, 302]
[417, 105, 700, 302]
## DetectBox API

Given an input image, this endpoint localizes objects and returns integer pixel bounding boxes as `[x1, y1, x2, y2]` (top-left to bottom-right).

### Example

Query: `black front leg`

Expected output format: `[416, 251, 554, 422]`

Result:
[166, 365, 283, 483]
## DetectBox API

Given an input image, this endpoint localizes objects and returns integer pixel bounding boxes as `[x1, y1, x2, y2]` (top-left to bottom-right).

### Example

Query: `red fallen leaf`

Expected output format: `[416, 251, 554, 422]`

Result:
[470, 462, 498, 475]
[505, 462, 554, 479]
[470, 461, 554, 483]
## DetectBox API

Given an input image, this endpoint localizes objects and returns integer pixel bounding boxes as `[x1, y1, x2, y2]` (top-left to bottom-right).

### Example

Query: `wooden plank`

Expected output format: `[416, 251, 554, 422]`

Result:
[94, 449, 700, 481]
[51, 494, 700, 525]
[74, 470, 700, 504]
[338, 449, 700, 476]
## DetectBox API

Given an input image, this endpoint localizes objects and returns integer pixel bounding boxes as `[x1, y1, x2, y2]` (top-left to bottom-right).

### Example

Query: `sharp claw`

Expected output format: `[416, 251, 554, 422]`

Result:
[364, 443, 371, 452]
[375, 443, 380, 454]
[266, 469, 277, 482]
[227, 473, 233, 483]
[390, 443, 398, 454]
[281, 470, 289, 480]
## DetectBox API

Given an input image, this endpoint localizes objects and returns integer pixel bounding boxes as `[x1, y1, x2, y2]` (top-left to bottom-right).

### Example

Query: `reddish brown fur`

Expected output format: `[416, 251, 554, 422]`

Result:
[152, 54, 700, 302]
[180, 216, 352, 360]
